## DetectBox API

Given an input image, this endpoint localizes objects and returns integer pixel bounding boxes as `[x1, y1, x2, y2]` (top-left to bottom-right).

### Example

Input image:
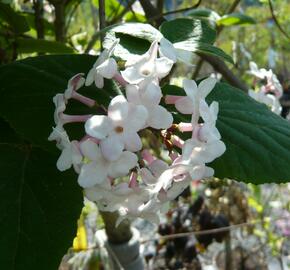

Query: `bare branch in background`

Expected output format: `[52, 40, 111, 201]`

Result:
[109, 0, 137, 25]
[268, 0, 290, 41]
[98, 0, 106, 47]
[48, 0, 66, 42]
[139, 0, 165, 26]
[193, 0, 242, 80]
[33, 0, 44, 40]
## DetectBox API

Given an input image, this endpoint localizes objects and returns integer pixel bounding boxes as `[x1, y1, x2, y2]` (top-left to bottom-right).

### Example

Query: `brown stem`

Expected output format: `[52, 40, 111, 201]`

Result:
[98, 0, 106, 46]
[33, 0, 44, 39]
[100, 211, 132, 244]
[199, 53, 248, 92]
[139, 0, 165, 27]
[53, 1, 66, 42]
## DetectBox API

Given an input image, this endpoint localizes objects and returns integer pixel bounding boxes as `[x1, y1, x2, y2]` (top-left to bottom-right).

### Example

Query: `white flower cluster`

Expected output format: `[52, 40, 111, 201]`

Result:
[248, 61, 282, 114]
[49, 40, 226, 225]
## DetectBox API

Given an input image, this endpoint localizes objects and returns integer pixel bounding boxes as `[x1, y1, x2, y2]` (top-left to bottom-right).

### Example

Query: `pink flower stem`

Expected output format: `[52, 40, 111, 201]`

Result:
[129, 172, 139, 191]
[169, 152, 179, 162]
[61, 113, 92, 124]
[192, 125, 201, 139]
[72, 92, 96, 107]
[178, 122, 194, 132]
[164, 95, 183, 104]
[141, 150, 155, 165]
[171, 135, 184, 149]
[113, 73, 127, 87]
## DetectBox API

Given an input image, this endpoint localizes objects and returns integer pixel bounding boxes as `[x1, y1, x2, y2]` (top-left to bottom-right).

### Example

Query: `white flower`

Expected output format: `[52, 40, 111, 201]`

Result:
[126, 82, 173, 129]
[85, 95, 148, 161]
[179, 138, 226, 165]
[175, 78, 217, 123]
[64, 73, 85, 99]
[140, 159, 169, 186]
[248, 89, 282, 114]
[121, 40, 174, 85]
[248, 61, 270, 79]
[198, 100, 221, 143]
[78, 139, 138, 188]
[85, 40, 118, 88]
[51, 130, 83, 172]
[52, 93, 66, 125]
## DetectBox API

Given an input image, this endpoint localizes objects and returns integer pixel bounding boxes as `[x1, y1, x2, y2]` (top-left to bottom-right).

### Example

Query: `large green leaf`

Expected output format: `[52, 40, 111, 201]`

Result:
[160, 18, 233, 63]
[0, 54, 118, 152]
[16, 38, 75, 54]
[0, 118, 83, 270]
[103, 23, 162, 60]
[0, 3, 30, 34]
[187, 8, 220, 22]
[217, 13, 256, 26]
[163, 83, 290, 183]
[160, 18, 216, 45]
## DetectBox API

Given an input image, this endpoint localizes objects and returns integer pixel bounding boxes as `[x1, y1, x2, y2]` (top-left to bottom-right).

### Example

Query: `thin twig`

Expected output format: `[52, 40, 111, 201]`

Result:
[109, 0, 137, 25]
[268, 0, 290, 41]
[148, 0, 202, 22]
[98, 0, 106, 46]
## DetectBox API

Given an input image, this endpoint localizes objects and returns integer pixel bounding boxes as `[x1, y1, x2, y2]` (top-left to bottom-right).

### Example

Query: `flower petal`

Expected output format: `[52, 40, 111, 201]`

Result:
[155, 57, 174, 79]
[56, 147, 72, 171]
[121, 66, 143, 84]
[80, 139, 102, 161]
[95, 73, 104, 88]
[97, 58, 118, 79]
[183, 79, 198, 101]
[85, 67, 95, 86]
[100, 134, 124, 161]
[159, 37, 177, 62]
[175, 96, 194, 114]
[85, 115, 113, 139]
[125, 84, 141, 104]
[126, 104, 148, 131]
[123, 132, 142, 152]
[198, 77, 216, 99]
[108, 95, 129, 122]
[108, 151, 138, 178]
[140, 82, 162, 106]
[78, 162, 108, 188]
[147, 105, 173, 129]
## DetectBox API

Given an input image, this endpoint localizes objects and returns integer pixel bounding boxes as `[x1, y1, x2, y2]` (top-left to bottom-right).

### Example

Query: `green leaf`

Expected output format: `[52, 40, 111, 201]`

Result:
[187, 8, 220, 22]
[16, 38, 75, 54]
[194, 42, 234, 64]
[0, 117, 83, 270]
[217, 12, 256, 26]
[0, 54, 118, 152]
[104, 23, 161, 60]
[0, 3, 30, 34]
[163, 82, 290, 183]
[160, 18, 216, 45]
[159, 18, 232, 63]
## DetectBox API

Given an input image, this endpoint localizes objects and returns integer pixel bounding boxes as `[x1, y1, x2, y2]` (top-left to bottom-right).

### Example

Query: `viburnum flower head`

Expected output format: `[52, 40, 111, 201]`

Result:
[121, 40, 174, 85]
[78, 139, 138, 188]
[85, 95, 148, 161]
[85, 40, 119, 88]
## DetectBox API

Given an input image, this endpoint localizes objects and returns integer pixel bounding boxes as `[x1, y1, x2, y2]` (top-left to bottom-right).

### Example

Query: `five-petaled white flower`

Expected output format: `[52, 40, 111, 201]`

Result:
[85, 40, 119, 88]
[85, 95, 148, 161]
[78, 139, 138, 188]
[126, 82, 173, 129]
[121, 40, 173, 85]
[175, 78, 217, 122]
